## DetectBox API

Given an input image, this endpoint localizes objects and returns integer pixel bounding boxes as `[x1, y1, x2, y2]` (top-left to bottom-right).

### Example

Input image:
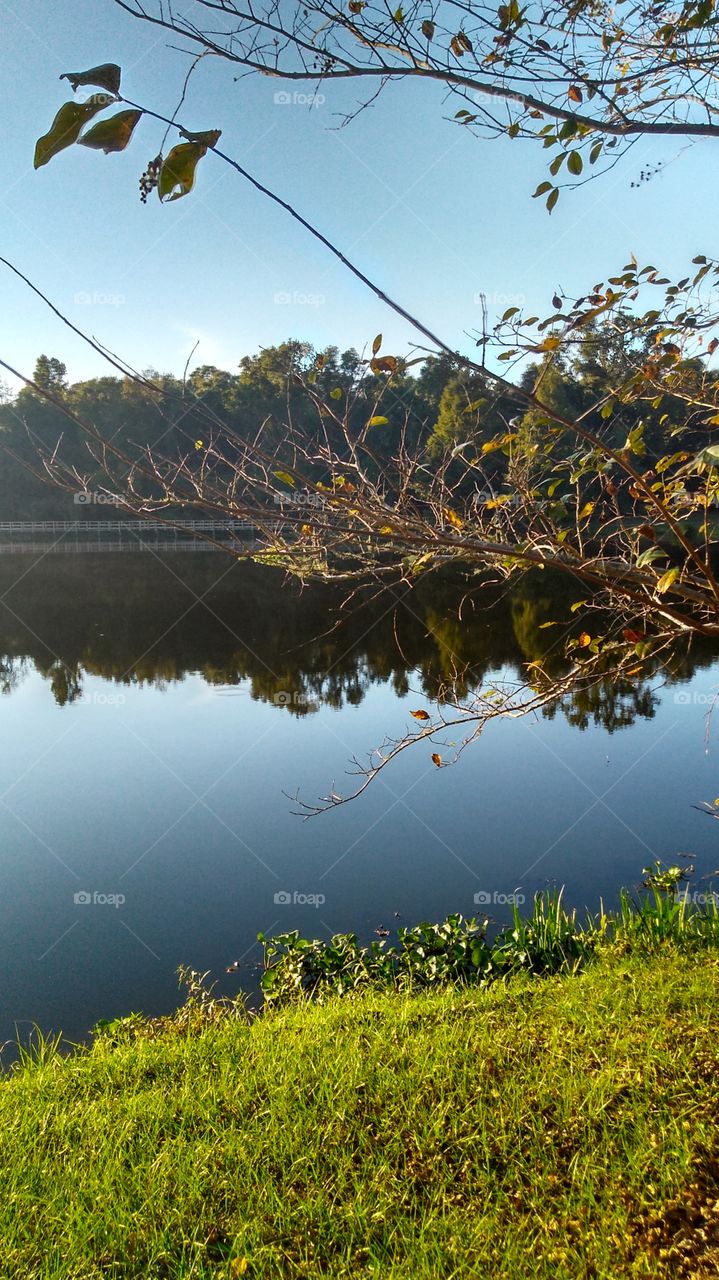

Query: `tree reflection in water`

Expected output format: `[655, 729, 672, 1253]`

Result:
[0, 555, 712, 727]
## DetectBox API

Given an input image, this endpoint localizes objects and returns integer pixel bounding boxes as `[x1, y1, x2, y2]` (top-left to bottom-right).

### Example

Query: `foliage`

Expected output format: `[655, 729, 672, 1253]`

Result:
[33, 61, 220, 203]
[258, 865, 719, 1005]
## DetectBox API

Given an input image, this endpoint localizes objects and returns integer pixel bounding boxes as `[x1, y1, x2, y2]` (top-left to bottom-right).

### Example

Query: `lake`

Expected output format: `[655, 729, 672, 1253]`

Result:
[1, 552, 718, 1058]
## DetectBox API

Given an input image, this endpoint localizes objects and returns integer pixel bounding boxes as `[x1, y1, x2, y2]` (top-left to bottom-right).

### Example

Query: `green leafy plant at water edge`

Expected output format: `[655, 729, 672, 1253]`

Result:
[258, 867, 719, 1006]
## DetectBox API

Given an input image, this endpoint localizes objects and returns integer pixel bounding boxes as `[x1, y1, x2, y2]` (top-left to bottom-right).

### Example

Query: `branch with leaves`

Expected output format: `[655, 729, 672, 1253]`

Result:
[110, 0, 719, 208]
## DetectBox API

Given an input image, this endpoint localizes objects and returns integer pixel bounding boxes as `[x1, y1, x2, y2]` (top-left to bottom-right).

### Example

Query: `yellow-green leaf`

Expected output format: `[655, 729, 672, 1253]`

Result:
[34, 99, 107, 168]
[78, 109, 143, 154]
[368, 415, 389, 426]
[158, 141, 208, 202]
[656, 567, 680, 594]
[372, 333, 382, 355]
[273, 470, 295, 487]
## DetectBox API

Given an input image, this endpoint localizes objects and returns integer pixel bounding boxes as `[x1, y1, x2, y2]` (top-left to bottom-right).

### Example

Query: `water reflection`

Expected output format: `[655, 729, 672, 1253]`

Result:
[0, 555, 712, 725]
[1, 554, 718, 1058]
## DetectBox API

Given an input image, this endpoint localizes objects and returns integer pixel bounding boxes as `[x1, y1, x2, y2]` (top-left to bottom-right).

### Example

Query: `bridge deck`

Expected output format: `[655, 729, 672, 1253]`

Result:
[0, 520, 261, 534]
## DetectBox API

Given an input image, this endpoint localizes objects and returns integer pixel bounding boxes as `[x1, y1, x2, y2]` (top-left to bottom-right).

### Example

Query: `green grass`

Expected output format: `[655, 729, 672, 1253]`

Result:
[2, 947, 719, 1278]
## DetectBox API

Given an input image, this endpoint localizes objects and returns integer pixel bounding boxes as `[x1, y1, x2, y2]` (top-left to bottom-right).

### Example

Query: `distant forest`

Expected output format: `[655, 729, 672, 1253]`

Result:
[0, 331, 713, 520]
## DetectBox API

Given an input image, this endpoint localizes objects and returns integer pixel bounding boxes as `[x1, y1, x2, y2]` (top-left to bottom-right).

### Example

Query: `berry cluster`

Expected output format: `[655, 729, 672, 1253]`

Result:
[630, 161, 663, 188]
[139, 154, 163, 204]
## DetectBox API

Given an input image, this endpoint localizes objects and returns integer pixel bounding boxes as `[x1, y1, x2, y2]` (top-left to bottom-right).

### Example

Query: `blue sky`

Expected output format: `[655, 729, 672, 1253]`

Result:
[1, 0, 717, 390]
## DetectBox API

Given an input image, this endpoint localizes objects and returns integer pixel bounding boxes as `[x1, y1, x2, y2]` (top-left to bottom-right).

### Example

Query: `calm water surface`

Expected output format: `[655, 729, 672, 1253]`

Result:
[1, 554, 718, 1056]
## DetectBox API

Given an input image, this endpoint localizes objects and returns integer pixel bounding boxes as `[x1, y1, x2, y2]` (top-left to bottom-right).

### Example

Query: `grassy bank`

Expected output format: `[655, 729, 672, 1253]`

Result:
[1, 945, 719, 1278]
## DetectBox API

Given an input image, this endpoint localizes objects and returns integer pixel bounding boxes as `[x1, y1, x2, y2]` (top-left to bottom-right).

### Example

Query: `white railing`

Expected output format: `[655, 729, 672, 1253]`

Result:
[0, 541, 259, 555]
